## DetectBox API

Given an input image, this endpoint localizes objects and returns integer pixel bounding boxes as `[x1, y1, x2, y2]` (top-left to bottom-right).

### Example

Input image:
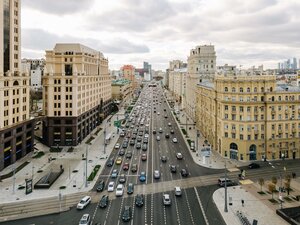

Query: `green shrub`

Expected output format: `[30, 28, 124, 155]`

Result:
[87, 165, 101, 181]
[32, 151, 45, 158]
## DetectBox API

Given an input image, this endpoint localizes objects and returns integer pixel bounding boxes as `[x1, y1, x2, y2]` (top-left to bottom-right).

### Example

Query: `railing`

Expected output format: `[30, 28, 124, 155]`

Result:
[236, 211, 251, 225]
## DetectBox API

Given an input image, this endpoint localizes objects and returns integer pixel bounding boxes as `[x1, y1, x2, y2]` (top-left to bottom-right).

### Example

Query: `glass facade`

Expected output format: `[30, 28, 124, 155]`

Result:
[3, 0, 10, 73]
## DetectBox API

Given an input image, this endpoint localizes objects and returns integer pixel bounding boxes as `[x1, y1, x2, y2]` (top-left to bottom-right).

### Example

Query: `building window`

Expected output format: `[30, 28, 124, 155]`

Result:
[247, 87, 250, 92]
[232, 87, 236, 92]
[240, 134, 244, 140]
[239, 106, 244, 112]
[225, 105, 228, 110]
[254, 87, 257, 92]
[232, 133, 236, 139]
[240, 87, 243, 92]
[224, 87, 228, 92]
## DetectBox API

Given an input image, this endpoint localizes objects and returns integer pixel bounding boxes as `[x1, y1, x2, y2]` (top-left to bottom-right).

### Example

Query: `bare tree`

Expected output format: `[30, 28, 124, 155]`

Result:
[258, 178, 264, 192]
[268, 183, 276, 199]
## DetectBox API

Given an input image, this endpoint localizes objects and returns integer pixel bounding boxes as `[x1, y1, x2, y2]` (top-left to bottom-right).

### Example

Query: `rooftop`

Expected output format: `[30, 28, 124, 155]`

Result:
[112, 79, 131, 86]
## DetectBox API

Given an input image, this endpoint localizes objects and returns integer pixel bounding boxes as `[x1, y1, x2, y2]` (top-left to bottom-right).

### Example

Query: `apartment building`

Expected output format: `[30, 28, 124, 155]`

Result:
[196, 71, 300, 161]
[111, 79, 132, 101]
[42, 43, 112, 147]
[186, 45, 216, 121]
[0, 0, 34, 170]
[120, 65, 136, 89]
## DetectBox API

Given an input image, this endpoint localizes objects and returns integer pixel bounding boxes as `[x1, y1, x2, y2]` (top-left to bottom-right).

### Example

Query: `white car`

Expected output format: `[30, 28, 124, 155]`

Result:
[78, 214, 91, 225]
[172, 138, 178, 143]
[108, 181, 115, 192]
[176, 152, 183, 159]
[77, 196, 91, 209]
[116, 184, 124, 197]
[168, 123, 172, 126]
[174, 186, 182, 196]
[157, 112, 160, 115]
[156, 136, 160, 141]
[154, 170, 160, 179]
[163, 194, 171, 205]
[115, 143, 120, 149]
[144, 134, 149, 138]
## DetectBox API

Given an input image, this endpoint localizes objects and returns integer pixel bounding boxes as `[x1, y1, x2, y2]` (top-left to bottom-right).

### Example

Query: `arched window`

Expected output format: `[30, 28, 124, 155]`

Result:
[240, 87, 243, 93]
[232, 87, 236, 92]
[261, 87, 264, 92]
[13, 80, 19, 86]
[270, 87, 273, 92]
[254, 87, 257, 92]
[224, 87, 228, 92]
[247, 87, 250, 92]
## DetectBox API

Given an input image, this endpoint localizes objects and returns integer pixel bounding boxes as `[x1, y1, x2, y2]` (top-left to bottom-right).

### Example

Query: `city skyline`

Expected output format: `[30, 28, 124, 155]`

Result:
[21, 0, 300, 70]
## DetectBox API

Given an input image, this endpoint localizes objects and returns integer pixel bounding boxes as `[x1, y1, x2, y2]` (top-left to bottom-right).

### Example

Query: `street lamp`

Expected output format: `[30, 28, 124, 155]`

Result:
[269, 160, 284, 209]
[224, 159, 228, 212]
[196, 130, 200, 153]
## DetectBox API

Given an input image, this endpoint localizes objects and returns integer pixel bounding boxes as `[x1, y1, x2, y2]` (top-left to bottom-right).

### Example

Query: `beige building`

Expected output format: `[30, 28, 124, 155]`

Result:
[169, 68, 187, 108]
[0, 0, 34, 170]
[121, 65, 137, 89]
[42, 43, 112, 147]
[186, 45, 216, 121]
[111, 79, 132, 101]
[196, 70, 300, 161]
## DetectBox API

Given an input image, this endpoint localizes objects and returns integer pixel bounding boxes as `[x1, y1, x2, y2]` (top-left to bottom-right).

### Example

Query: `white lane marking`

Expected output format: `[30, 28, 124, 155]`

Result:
[151, 194, 154, 224]
[183, 188, 196, 225]
[117, 197, 125, 225]
[174, 194, 181, 225]
[194, 187, 210, 225]
[144, 193, 148, 224]
[163, 205, 167, 225]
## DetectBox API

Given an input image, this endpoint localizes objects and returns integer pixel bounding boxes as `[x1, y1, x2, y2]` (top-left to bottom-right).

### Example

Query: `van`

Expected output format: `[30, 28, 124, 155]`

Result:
[79, 214, 91, 225]
[174, 186, 182, 196]
[218, 178, 236, 187]
[190, 142, 195, 151]
[77, 196, 91, 209]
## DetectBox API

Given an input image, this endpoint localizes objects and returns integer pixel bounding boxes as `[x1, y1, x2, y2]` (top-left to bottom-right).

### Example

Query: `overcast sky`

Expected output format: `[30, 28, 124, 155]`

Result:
[21, 0, 300, 70]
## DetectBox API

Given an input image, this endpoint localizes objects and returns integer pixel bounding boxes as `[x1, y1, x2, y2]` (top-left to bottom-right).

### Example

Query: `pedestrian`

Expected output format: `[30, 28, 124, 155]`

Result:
[241, 199, 244, 207]
[292, 172, 296, 179]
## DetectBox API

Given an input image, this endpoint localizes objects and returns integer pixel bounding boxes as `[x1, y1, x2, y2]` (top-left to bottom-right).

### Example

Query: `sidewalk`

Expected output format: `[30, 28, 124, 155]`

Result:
[0, 108, 124, 204]
[165, 89, 248, 170]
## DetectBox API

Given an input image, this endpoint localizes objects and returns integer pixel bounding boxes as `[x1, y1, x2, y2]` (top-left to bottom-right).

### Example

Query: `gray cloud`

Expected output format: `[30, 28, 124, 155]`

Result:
[23, 0, 95, 15]
[22, 29, 149, 54]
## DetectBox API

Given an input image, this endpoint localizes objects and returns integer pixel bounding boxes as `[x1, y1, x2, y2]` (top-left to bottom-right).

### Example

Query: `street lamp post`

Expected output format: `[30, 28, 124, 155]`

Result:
[196, 130, 200, 153]
[103, 126, 106, 155]
[224, 159, 228, 212]
[85, 145, 88, 188]
[12, 164, 16, 194]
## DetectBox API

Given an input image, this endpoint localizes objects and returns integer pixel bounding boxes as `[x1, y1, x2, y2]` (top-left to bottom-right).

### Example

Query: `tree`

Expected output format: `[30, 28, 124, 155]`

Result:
[285, 175, 292, 195]
[268, 183, 276, 199]
[271, 176, 278, 186]
[258, 178, 265, 192]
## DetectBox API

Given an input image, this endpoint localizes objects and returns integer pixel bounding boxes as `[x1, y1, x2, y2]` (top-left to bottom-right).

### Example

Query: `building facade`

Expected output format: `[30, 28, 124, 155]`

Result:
[186, 45, 216, 121]
[111, 79, 132, 101]
[196, 72, 300, 161]
[120, 65, 136, 89]
[42, 43, 112, 147]
[0, 0, 34, 170]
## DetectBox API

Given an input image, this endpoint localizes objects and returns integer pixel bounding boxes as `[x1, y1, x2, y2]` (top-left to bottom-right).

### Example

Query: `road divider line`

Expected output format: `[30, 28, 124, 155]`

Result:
[183, 188, 195, 225]
[194, 187, 209, 225]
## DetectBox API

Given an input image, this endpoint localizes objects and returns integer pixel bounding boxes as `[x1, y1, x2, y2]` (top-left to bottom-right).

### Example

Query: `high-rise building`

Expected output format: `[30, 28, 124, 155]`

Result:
[120, 65, 136, 89]
[185, 45, 216, 120]
[0, 0, 34, 170]
[293, 57, 297, 70]
[42, 43, 112, 147]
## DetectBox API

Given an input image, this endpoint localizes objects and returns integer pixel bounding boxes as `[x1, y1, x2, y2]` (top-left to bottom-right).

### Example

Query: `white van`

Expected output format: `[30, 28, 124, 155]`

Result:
[116, 184, 124, 197]
[77, 196, 91, 209]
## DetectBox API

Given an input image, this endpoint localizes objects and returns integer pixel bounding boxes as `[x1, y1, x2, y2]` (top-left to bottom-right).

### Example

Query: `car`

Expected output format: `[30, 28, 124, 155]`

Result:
[164, 115, 168, 118]
[176, 153, 183, 159]
[142, 144, 148, 151]
[123, 162, 129, 171]
[143, 137, 148, 143]
[116, 184, 124, 196]
[136, 143, 141, 149]
[218, 178, 238, 187]
[163, 194, 171, 206]
[144, 133, 149, 138]
[131, 134, 137, 140]
[126, 151, 133, 158]
[157, 112, 160, 115]
[96, 180, 105, 192]
[154, 170, 160, 179]
[106, 158, 114, 167]
[129, 140, 135, 146]
[139, 171, 146, 182]
[122, 141, 128, 148]
[156, 136, 160, 141]
[119, 149, 125, 156]
[165, 133, 170, 138]
[181, 169, 189, 177]
[174, 187, 182, 196]
[131, 164, 138, 173]
[122, 206, 132, 222]
[111, 169, 118, 178]
[99, 195, 109, 208]
[119, 174, 126, 183]
[159, 128, 163, 133]
[164, 108, 166, 111]
[135, 194, 144, 207]
[138, 131, 144, 136]
[170, 129, 174, 134]
[77, 196, 91, 209]
[127, 183, 134, 194]
[168, 122, 171, 126]
[115, 143, 120, 149]
[161, 156, 167, 162]
[170, 165, 177, 173]
[120, 132, 125, 137]
[107, 181, 115, 192]
[137, 136, 142, 142]
[116, 157, 122, 165]
[248, 163, 260, 169]
[172, 138, 178, 143]
[141, 154, 147, 161]
[78, 214, 91, 225]
[153, 129, 157, 134]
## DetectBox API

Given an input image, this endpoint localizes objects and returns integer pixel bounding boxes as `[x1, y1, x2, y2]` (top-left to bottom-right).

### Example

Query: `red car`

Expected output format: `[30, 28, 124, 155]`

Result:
[141, 154, 147, 161]
[123, 163, 129, 171]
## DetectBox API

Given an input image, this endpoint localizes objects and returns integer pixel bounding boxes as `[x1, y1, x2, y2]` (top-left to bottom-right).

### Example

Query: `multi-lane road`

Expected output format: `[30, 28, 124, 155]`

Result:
[4, 83, 300, 225]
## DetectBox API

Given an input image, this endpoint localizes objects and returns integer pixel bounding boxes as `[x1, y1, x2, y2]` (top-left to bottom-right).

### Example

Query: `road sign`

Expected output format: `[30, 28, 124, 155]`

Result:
[114, 120, 121, 128]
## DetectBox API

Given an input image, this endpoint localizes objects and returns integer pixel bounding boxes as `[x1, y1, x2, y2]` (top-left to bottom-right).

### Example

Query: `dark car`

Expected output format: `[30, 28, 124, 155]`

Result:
[127, 183, 134, 195]
[142, 144, 147, 151]
[161, 156, 167, 162]
[119, 174, 126, 183]
[126, 151, 133, 159]
[143, 138, 148, 143]
[248, 163, 260, 169]
[131, 164, 137, 173]
[165, 133, 170, 138]
[99, 195, 109, 208]
[153, 129, 156, 134]
[122, 206, 132, 222]
[135, 194, 144, 207]
[170, 165, 177, 173]
[136, 143, 141, 149]
[106, 158, 114, 167]
[137, 136, 142, 142]
[122, 141, 128, 148]
[181, 169, 189, 177]
[123, 162, 129, 171]
[131, 134, 137, 140]
[130, 140, 135, 146]
[119, 149, 125, 156]
[96, 180, 105, 192]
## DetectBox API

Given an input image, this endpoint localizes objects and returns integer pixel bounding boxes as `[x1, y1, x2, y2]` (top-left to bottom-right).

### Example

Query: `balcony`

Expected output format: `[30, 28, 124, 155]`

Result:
[285, 110, 289, 114]
[231, 129, 236, 134]
[254, 130, 259, 134]
[278, 129, 283, 134]
[254, 111, 259, 115]
[271, 110, 276, 114]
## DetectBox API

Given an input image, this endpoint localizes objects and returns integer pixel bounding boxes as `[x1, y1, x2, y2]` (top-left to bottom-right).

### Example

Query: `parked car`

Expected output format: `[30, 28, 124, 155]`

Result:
[174, 187, 182, 196]
[135, 194, 144, 207]
[154, 170, 160, 179]
[165, 133, 170, 138]
[114, 143, 120, 149]
[126, 151, 133, 159]
[176, 153, 183, 159]
[119, 174, 126, 183]
[159, 128, 163, 133]
[111, 169, 118, 178]
[77, 196, 91, 209]
[130, 140, 135, 146]
[172, 138, 178, 143]
[141, 154, 147, 161]
[156, 136, 161, 141]
[170, 165, 177, 173]
[136, 143, 141, 149]
[248, 163, 260, 169]
[116, 157, 122, 165]
[170, 130, 175, 134]
[118, 149, 125, 156]
[161, 156, 167, 162]
[131, 164, 138, 173]
[153, 129, 157, 134]
[96, 180, 105, 192]
[99, 195, 109, 208]
[142, 144, 148, 151]
[106, 158, 114, 167]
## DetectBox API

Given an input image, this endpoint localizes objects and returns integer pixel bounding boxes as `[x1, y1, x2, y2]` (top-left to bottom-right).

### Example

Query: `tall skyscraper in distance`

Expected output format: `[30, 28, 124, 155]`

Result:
[0, 0, 34, 171]
[293, 57, 297, 70]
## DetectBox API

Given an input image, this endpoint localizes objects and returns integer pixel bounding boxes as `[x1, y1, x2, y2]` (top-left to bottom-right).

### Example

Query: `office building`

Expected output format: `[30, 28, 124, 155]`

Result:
[42, 43, 112, 147]
[111, 79, 132, 101]
[0, 0, 34, 170]
[196, 70, 300, 161]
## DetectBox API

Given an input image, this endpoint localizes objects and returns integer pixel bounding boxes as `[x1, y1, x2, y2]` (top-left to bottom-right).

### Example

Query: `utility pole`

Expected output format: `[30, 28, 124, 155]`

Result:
[280, 171, 283, 209]
[224, 159, 228, 212]
[31, 163, 34, 180]
[12, 164, 16, 194]
[103, 126, 106, 154]
[196, 130, 200, 153]
[85, 145, 88, 188]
